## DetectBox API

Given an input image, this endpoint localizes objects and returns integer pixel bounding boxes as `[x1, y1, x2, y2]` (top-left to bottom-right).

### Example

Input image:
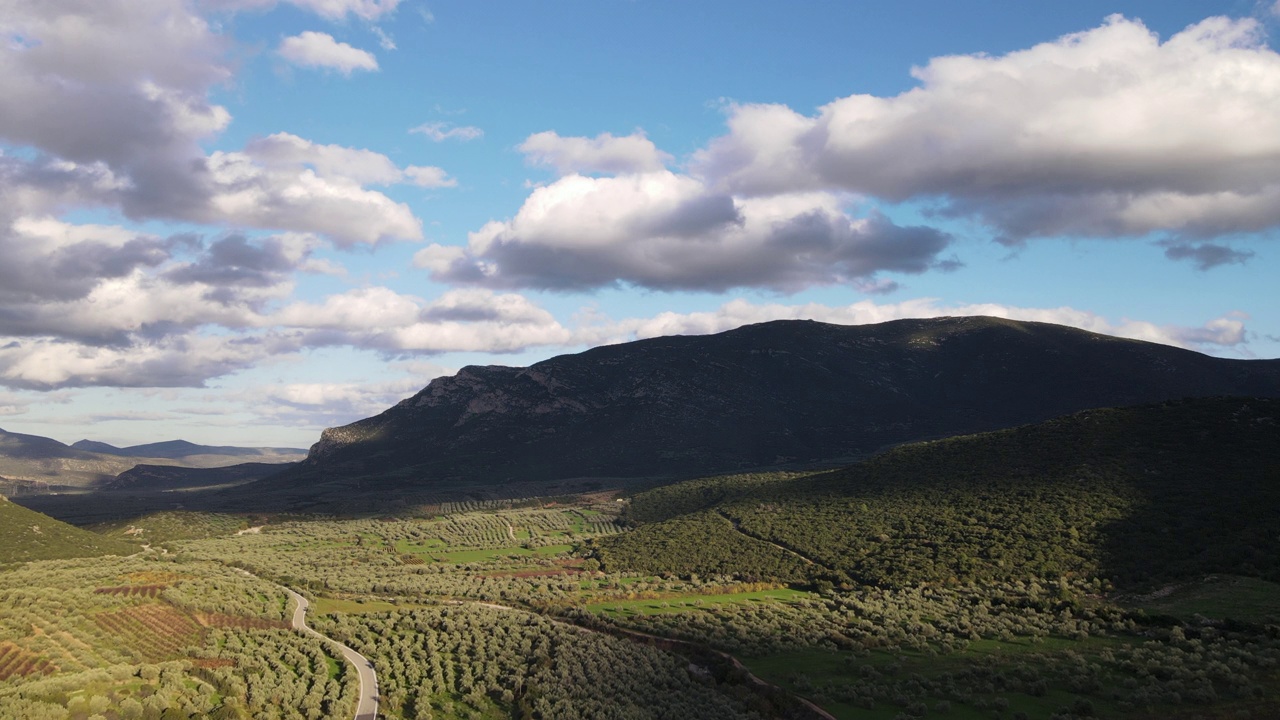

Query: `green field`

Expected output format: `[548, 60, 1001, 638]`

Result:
[5, 403, 1280, 720]
[1128, 575, 1280, 624]
[587, 587, 812, 616]
[423, 543, 575, 564]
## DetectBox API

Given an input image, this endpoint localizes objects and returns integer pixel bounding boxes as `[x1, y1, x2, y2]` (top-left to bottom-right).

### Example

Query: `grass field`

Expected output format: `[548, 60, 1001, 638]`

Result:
[411, 543, 575, 564]
[743, 640, 1128, 720]
[586, 587, 813, 616]
[1128, 575, 1280, 624]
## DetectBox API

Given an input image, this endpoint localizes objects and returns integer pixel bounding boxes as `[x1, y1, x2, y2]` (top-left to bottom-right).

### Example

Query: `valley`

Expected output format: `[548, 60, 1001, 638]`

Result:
[2, 320, 1280, 719]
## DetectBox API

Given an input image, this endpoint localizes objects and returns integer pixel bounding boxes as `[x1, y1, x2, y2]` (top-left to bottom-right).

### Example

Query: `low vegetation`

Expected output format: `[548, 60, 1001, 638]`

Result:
[0, 555, 356, 719]
[3, 397, 1279, 718]
[0, 496, 136, 564]
[595, 398, 1280, 591]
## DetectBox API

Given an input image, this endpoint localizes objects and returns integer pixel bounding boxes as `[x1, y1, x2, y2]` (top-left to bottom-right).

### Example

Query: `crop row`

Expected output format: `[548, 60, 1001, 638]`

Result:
[93, 584, 166, 597]
[93, 603, 204, 661]
[0, 641, 54, 681]
[193, 612, 289, 631]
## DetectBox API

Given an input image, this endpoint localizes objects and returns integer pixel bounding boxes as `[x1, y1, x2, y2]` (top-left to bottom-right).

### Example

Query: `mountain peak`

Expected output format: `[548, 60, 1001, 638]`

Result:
[265, 316, 1280, 500]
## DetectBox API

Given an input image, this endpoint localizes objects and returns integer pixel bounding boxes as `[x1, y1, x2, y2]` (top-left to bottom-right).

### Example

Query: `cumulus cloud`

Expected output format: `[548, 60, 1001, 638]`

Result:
[421, 171, 951, 292]
[519, 131, 671, 175]
[0, 222, 333, 350]
[258, 377, 430, 419]
[0, 217, 182, 306]
[0, 332, 301, 390]
[164, 232, 328, 288]
[692, 15, 1280, 244]
[436, 14, 1280, 294]
[578, 298, 1250, 355]
[1, 2, 430, 246]
[274, 287, 573, 353]
[411, 122, 485, 142]
[203, 140, 424, 246]
[1, 0, 232, 219]
[278, 31, 378, 75]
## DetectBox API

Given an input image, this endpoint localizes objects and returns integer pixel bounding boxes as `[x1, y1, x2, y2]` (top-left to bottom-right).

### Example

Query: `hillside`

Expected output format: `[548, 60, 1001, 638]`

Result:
[71, 439, 306, 460]
[0, 495, 137, 564]
[0, 429, 306, 494]
[591, 397, 1280, 591]
[0, 428, 144, 491]
[258, 316, 1280, 501]
[102, 462, 297, 492]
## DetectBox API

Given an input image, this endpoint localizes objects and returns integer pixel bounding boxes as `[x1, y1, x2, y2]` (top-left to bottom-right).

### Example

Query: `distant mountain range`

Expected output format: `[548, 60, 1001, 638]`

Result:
[251, 316, 1280, 505]
[70, 439, 305, 460]
[0, 429, 305, 493]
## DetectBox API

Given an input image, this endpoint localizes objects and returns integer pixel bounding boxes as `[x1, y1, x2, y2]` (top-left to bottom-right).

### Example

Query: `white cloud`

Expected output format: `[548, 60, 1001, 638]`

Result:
[410, 122, 484, 142]
[692, 15, 1280, 244]
[204, 145, 424, 246]
[519, 131, 671, 175]
[412, 244, 468, 274]
[244, 133, 401, 184]
[193, 133, 453, 243]
[0, 0, 231, 219]
[205, 0, 402, 22]
[404, 166, 457, 188]
[0, 391, 33, 417]
[0, 3, 424, 245]
[0, 332, 300, 390]
[424, 171, 951, 291]
[277, 31, 378, 75]
[371, 26, 396, 51]
[274, 287, 573, 353]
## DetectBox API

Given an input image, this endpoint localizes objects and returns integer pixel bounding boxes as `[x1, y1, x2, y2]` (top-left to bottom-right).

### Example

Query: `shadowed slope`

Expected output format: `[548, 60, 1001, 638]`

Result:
[593, 397, 1280, 591]
[254, 317, 1280, 504]
[0, 495, 137, 564]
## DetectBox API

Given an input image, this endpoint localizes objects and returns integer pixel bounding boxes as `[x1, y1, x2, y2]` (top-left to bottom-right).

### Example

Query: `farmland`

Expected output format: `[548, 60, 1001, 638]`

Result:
[4, 399, 1280, 718]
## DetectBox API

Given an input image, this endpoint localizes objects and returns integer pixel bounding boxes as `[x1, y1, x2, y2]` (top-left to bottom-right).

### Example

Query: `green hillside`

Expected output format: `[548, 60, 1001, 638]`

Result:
[593, 397, 1280, 592]
[0, 495, 136, 564]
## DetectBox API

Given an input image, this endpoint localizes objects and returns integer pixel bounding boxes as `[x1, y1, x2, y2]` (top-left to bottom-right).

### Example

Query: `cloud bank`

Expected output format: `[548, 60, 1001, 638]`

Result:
[692, 15, 1280, 246]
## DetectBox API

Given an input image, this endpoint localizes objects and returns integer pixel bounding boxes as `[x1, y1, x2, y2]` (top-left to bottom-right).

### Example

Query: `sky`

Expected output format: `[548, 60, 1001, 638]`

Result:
[1, 0, 1278, 449]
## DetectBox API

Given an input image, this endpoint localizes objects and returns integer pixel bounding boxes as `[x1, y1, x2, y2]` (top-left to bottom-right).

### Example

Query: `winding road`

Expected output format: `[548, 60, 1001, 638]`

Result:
[282, 586, 380, 720]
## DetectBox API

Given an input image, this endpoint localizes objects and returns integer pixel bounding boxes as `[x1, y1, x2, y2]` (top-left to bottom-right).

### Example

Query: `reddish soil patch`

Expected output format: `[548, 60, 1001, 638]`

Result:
[94, 584, 167, 598]
[193, 612, 289, 631]
[0, 641, 55, 680]
[94, 604, 204, 660]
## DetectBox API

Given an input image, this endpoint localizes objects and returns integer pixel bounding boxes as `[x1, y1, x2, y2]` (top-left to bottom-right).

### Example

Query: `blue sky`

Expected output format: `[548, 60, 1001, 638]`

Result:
[1, 0, 1277, 448]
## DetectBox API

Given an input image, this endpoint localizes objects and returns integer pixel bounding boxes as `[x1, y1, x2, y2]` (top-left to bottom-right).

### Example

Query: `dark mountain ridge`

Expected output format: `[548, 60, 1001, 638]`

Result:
[71, 439, 305, 459]
[263, 316, 1280, 496]
[104, 462, 296, 492]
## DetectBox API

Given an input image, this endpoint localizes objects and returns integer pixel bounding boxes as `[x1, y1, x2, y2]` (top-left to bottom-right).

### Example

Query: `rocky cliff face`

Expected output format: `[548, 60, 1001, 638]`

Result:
[280, 316, 1280, 490]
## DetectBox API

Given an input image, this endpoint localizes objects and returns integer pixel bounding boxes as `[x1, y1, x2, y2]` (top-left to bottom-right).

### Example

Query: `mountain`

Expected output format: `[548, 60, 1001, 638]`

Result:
[0, 430, 306, 493]
[70, 439, 306, 460]
[0, 494, 136, 563]
[103, 462, 298, 492]
[0, 428, 144, 491]
[262, 316, 1280, 499]
[593, 396, 1280, 591]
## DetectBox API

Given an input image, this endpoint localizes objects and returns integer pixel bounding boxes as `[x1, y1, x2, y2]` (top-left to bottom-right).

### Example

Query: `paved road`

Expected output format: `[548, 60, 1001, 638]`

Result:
[282, 587, 379, 720]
